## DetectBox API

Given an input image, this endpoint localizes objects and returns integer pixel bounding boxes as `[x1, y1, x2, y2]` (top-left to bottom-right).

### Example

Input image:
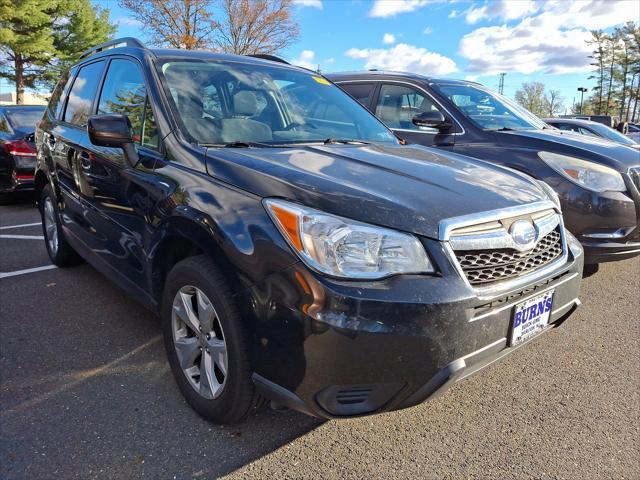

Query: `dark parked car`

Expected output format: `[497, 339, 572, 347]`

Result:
[544, 117, 639, 149]
[35, 39, 583, 424]
[0, 105, 45, 201]
[328, 72, 640, 269]
[625, 123, 640, 142]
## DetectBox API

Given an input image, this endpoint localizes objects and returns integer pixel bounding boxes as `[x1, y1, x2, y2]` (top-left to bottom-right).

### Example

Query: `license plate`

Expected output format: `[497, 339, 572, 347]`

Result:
[510, 290, 554, 346]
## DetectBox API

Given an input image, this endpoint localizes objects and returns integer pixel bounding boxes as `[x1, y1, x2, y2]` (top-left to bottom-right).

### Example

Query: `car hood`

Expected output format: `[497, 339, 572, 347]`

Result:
[497, 129, 640, 170]
[205, 143, 548, 239]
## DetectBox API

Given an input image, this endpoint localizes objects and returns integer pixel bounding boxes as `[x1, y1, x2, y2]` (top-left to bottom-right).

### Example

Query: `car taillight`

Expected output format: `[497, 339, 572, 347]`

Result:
[5, 139, 36, 157]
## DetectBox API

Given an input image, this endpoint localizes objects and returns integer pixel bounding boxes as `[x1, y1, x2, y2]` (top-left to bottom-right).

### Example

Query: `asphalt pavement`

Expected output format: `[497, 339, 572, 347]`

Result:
[1, 196, 638, 480]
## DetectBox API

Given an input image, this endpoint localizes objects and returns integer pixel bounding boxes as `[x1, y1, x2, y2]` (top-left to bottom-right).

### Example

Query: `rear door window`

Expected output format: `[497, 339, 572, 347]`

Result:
[48, 70, 74, 120]
[339, 83, 375, 109]
[64, 61, 105, 126]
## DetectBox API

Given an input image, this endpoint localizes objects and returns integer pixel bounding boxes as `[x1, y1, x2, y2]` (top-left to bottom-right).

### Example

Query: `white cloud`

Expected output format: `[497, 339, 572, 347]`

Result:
[291, 50, 317, 70]
[423, 27, 433, 34]
[459, 0, 640, 75]
[345, 43, 458, 75]
[382, 33, 396, 45]
[116, 17, 142, 27]
[369, 0, 432, 18]
[293, 0, 322, 9]
[464, 0, 538, 24]
[324, 57, 336, 64]
[464, 75, 479, 82]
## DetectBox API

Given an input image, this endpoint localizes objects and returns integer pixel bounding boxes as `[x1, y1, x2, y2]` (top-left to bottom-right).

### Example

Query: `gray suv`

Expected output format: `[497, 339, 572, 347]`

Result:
[329, 71, 640, 272]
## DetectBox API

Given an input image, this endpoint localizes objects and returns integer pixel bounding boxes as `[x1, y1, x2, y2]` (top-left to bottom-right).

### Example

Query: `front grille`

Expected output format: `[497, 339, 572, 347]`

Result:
[629, 167, 640, 192]
[455, 228, 563, 285]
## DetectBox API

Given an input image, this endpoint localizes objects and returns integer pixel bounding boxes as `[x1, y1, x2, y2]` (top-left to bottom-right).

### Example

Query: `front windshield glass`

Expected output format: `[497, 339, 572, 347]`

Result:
[5, 108, 45, 130]
[156, 59, 397, 146]
[589, 123, 637, 145]
[433, 83, 547, 131]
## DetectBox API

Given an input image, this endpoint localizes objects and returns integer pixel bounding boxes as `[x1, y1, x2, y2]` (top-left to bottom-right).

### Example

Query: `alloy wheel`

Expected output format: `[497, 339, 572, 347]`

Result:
[171, 285, 228, 399]
[43, 197, 59, 256]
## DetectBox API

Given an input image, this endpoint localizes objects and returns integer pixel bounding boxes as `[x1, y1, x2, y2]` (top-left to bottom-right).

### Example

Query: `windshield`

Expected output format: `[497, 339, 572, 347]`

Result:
[589, 123, 637, 146]
[156, 59, 396, 146]
[5, 108, 44, 130]
[433, 83, 547, 131]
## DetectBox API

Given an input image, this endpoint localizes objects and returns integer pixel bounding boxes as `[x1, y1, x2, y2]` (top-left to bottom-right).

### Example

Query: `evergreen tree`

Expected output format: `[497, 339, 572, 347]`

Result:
[587, 30, 607, 115]
[0, 0, 115, 104]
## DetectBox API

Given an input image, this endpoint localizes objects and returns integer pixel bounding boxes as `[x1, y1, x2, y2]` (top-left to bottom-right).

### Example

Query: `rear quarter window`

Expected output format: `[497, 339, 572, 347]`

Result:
[47, 70, 73, 120]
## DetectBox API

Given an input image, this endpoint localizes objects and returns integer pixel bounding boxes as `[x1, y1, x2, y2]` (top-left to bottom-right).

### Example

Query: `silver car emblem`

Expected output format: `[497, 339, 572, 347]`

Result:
[510, 220, 537, 250]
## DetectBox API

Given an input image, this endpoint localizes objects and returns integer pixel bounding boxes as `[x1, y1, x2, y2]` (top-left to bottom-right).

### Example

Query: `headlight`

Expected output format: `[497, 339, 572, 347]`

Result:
[539, 151, 625, 192]
[264, 199, 434, 279]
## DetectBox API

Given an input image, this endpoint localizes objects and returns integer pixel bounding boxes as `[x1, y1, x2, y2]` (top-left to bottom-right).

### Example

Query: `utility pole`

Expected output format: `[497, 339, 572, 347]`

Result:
[498, 73, 506, 95]
[577, 87, 588, 114]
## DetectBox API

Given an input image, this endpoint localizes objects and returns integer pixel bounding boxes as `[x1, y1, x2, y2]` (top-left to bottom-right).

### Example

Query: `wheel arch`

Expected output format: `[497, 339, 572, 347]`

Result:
[149, 213, 245, 309]
[34, 170, 49, 203]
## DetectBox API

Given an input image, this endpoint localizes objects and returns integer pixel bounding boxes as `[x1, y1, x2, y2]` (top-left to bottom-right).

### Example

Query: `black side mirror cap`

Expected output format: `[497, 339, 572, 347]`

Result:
[412, 111, 452, 133]
[87, 114, 139, 167]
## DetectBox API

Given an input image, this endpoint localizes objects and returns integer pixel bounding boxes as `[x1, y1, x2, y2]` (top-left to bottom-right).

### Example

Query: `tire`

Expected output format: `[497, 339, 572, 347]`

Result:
[161, 255, 262, 424]
[40, 184, 82, 267]
[582, 263, 600, 278]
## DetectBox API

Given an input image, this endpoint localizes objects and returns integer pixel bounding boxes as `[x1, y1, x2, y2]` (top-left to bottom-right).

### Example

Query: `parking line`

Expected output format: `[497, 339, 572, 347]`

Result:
[0, 265, 57, 279]
[0, 222, 41, 230]
[0, 234, 44, 240]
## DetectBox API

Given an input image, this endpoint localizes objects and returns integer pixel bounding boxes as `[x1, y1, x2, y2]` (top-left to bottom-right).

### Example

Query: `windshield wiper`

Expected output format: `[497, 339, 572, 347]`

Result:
[323, 138, 371, 145]
[200, 141, 281, 148]
[487, 127, 517, 132]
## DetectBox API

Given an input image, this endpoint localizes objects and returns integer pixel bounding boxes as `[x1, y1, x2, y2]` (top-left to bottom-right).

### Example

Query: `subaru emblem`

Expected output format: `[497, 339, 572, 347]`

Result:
[510, 220, 537, 250]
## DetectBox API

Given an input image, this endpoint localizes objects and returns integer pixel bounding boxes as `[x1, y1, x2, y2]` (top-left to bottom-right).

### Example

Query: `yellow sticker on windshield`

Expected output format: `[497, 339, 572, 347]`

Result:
[312, 76, 331, 85]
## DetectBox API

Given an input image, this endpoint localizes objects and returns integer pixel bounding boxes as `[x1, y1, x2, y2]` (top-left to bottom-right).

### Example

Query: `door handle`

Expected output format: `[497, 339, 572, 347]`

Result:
[78, 151, 92, 171]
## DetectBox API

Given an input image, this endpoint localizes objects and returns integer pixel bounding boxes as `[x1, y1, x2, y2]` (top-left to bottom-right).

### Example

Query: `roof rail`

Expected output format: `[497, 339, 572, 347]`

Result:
[247, 54, 289, 65]
[79, 37, 146, 60]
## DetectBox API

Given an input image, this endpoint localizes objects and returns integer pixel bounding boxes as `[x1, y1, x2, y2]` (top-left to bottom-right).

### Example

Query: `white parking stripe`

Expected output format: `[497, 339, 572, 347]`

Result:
[0, 265, 57, 279]
[0, 222, 41, 230]
[0, 234, 44, 240]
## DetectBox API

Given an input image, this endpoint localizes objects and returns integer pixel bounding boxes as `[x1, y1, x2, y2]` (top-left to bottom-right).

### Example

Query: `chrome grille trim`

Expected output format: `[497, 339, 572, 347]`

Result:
[455, 227, 563, 285]
[439, 201, 568, 296]
[438, 200, 559, 241]
[449, 211, 559, 252]
[628, 166, 640, 192]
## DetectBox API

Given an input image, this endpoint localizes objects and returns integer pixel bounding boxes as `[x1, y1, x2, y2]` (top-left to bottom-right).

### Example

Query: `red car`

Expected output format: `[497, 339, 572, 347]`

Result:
[0, 105, 45, 202]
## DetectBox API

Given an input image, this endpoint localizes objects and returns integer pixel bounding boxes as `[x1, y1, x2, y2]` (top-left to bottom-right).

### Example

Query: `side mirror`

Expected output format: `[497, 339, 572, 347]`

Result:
[87, 114, 139, 167]
[412, 111, 452, 132]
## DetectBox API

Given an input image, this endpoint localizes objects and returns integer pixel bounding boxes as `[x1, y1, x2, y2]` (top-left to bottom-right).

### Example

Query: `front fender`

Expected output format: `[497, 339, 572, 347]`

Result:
[146, 162, 300, 297]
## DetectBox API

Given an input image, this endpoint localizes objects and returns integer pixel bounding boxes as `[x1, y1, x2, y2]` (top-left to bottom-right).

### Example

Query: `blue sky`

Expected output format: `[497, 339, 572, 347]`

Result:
[7, 0, 640, 112]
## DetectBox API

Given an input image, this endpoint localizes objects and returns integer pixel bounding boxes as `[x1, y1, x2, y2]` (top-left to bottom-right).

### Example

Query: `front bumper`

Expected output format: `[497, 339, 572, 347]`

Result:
[555, 179, 640, 264]
[244, 234, 584, 419]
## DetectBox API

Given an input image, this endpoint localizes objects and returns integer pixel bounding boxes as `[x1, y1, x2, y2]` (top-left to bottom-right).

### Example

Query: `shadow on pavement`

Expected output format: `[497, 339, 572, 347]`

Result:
[0, 243, 323, 479]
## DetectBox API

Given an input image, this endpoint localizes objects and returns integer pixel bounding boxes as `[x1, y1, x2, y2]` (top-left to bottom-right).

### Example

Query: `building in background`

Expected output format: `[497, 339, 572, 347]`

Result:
[0, 91, 48, 105]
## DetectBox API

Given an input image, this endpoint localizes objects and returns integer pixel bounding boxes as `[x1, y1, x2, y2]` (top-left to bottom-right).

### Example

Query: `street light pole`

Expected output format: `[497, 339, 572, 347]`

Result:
[577, 87, 588, 114]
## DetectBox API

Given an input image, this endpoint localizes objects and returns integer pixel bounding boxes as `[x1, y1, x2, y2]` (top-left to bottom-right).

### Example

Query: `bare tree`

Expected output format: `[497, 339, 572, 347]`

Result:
[514, 82, 546, 116]
[119, 0, 218, 49]
[212, 0, 299, 55]
[544, 89, 564, 116]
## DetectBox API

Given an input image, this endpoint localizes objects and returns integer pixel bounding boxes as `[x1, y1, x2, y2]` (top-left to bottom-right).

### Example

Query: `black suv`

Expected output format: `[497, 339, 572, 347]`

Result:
[35, 39, 583, 423]
[329, 72, 640, 269]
